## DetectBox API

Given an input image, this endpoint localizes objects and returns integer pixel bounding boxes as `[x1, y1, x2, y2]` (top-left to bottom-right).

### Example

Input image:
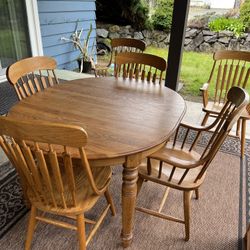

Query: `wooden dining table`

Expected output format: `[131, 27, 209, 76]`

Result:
[8, 76, 186, 247]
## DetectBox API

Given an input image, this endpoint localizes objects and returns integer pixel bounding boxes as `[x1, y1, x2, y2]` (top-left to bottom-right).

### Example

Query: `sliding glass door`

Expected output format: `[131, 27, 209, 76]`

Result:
[0, 0, 31, 76]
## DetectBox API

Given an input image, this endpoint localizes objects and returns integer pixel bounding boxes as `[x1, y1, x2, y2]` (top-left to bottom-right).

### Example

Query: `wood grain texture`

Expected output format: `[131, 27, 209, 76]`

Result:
[9, 77, 186, 160]
[137, 86, 249, 242]
[0, 116, 116, 250]
[8, 76, 186, 247]
[94, 38, 146, 77]
[200, 50, 250, 157]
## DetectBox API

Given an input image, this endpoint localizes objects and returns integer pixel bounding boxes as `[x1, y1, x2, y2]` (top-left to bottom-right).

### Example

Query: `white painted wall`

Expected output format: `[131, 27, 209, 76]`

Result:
[210, 0, 235, 9]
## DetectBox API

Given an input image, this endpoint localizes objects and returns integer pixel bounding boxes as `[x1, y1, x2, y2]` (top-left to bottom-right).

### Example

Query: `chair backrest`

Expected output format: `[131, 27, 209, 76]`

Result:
[107, 38, 146, 67]
[172, 86, 249, 185]
[0, 117, 107, 211]
[7, 56, 59, 100]
[208, 50, 250, 104]
[114, 52, 167, 85]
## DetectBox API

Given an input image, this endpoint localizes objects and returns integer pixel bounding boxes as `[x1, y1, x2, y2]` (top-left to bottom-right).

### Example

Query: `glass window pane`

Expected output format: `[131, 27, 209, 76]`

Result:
[0, 0, 31, 71]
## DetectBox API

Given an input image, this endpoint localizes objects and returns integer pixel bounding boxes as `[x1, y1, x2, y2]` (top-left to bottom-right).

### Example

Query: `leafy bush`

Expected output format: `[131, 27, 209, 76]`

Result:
[240, 0, 250, 29]
[208, 17, 246, 37]
[151, 0, 174, 31]
[96, 0, 150, 30]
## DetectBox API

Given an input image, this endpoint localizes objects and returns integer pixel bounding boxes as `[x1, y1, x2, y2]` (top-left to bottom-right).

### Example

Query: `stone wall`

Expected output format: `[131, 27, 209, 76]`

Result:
[96, 24, 250, 52]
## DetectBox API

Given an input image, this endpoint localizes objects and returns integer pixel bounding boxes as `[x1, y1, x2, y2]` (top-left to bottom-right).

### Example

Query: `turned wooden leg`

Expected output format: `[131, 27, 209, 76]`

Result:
[104, 188, 116, 216]
[25, 206, 37, 250]
[121, 154, 140, 248]
[201, 113, 209, 126]
[183, 191, 191, 241]
[76, 214, 86, 250]
[241, 119, 246, 158]
[236, 119, 241, 137]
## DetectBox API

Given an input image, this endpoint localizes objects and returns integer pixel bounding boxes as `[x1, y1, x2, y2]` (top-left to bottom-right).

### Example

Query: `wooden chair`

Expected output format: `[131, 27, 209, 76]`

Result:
[0, 117, 116, 250]
[200, 50, 250, 157]
[94, 38, 146, 77]
[7, 56, 59, 100]
[136, 86, 249, 241]
[114, 52, 167, 85]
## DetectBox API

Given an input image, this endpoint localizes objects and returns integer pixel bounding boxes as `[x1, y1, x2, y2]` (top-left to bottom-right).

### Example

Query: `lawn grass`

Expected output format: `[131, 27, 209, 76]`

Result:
[145, 47, 214, 99]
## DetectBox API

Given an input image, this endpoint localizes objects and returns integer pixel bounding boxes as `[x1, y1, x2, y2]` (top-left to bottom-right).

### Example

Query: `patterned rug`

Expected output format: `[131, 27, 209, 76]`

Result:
[0, 133, 249, 249]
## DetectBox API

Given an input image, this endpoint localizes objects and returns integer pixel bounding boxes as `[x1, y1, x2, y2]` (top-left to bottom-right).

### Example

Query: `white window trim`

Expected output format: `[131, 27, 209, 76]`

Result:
[0, 0, 43, 83]
[25, 0, 43, 56]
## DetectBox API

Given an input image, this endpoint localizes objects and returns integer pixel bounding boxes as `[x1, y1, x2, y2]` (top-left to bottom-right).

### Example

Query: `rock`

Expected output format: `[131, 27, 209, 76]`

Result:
[109, 32, 120, 39]
[185, 28, 198, 38]
[144, 38, 152, 46]
[204, 35, 217, 43]
[96, 28, 109, 38]
[120, 33, 131, 38]
[193, 33, 204, 47]
[184, 41, 196, 51]
[219, 31, 234, 37]
[152, 31, 167, 42]
[184, 38, 192, 46]
[246, 35, 250, 42]
[142, 30, 152, 38]
[134, 32, 144, 40]
[240, 33, 248, 39]
[109, 25, 120, 33]
[158, 41, 168, 48]
[120, 26, 130, 34]
[241, 41, 250, 51]
[186, 27, 191, 32]
[199, 42, 213, 52]
[228, 39, 240, 50]
[218, 37, 230, 44]
[202, 30, 216, 36]
[213, 42, 226, 51]
[164, 34, 170, 44]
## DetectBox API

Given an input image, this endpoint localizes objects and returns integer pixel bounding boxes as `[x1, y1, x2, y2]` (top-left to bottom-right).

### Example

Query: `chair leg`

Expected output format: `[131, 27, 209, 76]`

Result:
[137, 176, 144, 196]
[104, 188, 116, 216]
[183, 191, 191, 241]
[194, 189, 199, 200]
[25, 206, 37, 250]
[76, 214, 87, 250]
[241, 119, 246, 158]
[201, 113, 209, 126]
[236, 119, 241, 137]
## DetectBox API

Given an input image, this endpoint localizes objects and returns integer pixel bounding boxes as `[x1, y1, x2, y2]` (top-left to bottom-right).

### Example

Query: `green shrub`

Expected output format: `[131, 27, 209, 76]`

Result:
[240, 0, 250, 29]
[208, 17, 246, 37]
[151, 0, 174, 31]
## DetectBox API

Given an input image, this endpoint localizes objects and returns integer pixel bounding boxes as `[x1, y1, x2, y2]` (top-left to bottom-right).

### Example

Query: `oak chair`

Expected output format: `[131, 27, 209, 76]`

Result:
[7, 56, 59, 100]
[114, 52, 167, 85]
[0, 117, 116, 250]
[94, 38, 146, 77]
[200, 50, 250, 157]
[136, 86, 249, 241]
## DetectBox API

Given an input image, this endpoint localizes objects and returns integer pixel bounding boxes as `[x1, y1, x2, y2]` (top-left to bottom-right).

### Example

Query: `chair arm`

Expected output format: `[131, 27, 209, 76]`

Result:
[179, 122, 211, 132]
[199, 83, 209, 107]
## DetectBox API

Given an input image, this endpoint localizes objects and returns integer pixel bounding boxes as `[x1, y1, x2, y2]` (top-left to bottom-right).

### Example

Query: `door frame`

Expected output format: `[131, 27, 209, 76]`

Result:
[0, 0, 43, 82]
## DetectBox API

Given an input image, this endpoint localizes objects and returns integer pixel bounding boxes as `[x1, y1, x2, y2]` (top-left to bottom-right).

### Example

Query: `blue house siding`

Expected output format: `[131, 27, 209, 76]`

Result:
[37, 0, 96, 70]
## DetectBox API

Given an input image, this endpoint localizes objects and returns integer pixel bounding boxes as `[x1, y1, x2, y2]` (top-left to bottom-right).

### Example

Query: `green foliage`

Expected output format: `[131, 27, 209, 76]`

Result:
[96, 0, 150, 29]
[208, 17, 246, 37]
[240, 0, 250, 29]
[151, 0, 174, 31]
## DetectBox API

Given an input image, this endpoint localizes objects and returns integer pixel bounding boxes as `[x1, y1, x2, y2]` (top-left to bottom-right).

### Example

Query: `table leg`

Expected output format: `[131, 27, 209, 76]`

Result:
[121, 154, 140, 248]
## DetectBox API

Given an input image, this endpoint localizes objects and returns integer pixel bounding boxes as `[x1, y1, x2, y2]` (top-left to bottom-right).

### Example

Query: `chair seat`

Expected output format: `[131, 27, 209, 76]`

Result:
[139, 147, 205, 190]
[30, 165, 112, 215]
[203, 101, 250, 119]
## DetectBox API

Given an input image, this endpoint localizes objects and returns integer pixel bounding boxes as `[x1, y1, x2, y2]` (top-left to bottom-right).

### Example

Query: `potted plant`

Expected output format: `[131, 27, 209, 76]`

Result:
[61, 23, 95, 73]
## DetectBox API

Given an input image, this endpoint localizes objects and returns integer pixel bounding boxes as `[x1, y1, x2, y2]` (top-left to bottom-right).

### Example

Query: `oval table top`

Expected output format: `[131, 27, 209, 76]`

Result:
[9, 77, 186, 160]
